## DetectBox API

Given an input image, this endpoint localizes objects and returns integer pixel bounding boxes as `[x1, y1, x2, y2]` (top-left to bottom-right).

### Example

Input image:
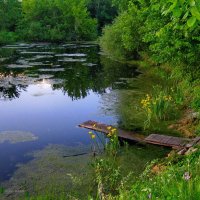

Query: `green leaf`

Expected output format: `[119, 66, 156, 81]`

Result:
[191, 7, 200, 20]
[187, 16, 197, 27]
[182, 11, 189, 20]
[173, 7, 182, 18]
[189, 0, 196, 6]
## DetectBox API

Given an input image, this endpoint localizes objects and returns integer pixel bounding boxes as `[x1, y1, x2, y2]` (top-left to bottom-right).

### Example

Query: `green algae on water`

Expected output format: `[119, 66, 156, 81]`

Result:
[0, 131, 38, 144]
[2, 144, 95, 200]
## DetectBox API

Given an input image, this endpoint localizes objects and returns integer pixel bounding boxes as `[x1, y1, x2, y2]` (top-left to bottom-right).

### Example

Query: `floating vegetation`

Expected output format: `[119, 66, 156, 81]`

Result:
[38, 68, 65, 72]
[7, 64, 33, 69]
[0, 131, 38, 144]
[20, 52, 55, 55]
[82, 63, 97, 67]
[1, 145, 94, 200]
[55, 53, 86, 57]
[0, 58, 7, 62]
[58, 58, 87, 62]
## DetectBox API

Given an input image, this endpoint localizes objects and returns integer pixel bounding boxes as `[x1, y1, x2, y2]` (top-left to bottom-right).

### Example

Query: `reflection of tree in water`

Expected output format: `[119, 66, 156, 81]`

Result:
[0, 44, 141, 101]
[100, 56, 141, 89]
[0, 84, 24, 100]
[0, 71, 28, 100]
[52, 56, 140, 100]
[52, 62, 107, 100]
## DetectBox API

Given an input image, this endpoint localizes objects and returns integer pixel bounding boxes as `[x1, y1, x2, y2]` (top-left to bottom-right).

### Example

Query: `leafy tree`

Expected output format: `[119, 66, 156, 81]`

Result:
[101, 0, 200, 69]
[17, 0, 97, 42]
[88, 0, 117, 31]
[100, 1, 145, 59]
[0, 0, 21, 44]
[0, 0, 21, 31]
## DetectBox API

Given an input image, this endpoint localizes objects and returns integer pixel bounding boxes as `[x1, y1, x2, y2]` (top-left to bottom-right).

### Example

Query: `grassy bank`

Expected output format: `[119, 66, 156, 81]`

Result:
[87, 120, 200, 200]
[89, 55, 200, 199]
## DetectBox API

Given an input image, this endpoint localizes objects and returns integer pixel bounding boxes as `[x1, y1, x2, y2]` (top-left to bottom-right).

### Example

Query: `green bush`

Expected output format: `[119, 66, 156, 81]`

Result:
[0, 31, 18, 45]
[18, 0, 97, 42]
[100, 2, 143, 59]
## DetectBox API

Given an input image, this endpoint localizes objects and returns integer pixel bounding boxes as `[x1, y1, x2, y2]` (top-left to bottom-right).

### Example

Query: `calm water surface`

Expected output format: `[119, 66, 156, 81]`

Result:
[0, 43, 139, 181]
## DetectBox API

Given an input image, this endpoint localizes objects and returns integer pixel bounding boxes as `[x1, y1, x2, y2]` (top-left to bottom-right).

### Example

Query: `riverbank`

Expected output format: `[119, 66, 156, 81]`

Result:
[96, 55, 200, 200]
[0, 42, 199, 199]
[0, 42, 171, 200]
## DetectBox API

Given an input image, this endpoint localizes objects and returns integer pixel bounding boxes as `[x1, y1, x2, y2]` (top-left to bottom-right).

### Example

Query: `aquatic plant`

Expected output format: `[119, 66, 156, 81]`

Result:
[105, 127, 120, 157]
[90, 127, 122, 198]
[140, 85, 183, 129]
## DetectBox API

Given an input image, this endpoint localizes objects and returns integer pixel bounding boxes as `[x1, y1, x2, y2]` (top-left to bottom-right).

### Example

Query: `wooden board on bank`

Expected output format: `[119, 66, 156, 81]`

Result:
[79, 120, 200, 149]
[79, 120, 145, 142]
[144, 134, 191, 149]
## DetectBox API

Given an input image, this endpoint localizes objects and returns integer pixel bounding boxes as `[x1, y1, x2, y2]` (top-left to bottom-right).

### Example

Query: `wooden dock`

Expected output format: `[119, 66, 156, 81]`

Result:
[79, 120, 200, 149]
[79, 120, 145, 142]
[144, 134, 191, 149]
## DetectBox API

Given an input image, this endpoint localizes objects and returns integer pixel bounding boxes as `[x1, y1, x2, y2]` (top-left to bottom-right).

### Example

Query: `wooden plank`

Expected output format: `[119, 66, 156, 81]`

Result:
[79, 121, 198, 149]
[79, 120, 144, 142]
[186, 137, 200, 148]
[145, 134, 191, 149]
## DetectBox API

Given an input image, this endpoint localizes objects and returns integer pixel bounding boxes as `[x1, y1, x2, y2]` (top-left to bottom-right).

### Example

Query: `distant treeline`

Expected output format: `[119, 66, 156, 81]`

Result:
[0, 0, 118, 44]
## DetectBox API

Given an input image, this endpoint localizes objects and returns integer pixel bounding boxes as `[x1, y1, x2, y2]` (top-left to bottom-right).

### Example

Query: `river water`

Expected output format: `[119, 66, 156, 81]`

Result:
[0, 43, 143, 182]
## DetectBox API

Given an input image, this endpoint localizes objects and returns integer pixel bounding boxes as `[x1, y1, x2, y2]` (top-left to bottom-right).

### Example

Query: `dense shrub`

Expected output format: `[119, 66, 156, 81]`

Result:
[0, 31, 18, 45]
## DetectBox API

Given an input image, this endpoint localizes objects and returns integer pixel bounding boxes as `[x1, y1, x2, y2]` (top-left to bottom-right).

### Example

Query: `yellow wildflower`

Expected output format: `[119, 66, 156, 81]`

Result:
[88, 131, 93, 135]
[108, 133, 112, 137]
[107, 126, 112, 130]
[91, 134, 96, 139]
[112, 128, 117, 132]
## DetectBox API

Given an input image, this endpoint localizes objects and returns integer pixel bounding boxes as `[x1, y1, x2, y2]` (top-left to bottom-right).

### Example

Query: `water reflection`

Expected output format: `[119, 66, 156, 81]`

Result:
[0, 43, 140, 101]
[0, 43, 141, 181]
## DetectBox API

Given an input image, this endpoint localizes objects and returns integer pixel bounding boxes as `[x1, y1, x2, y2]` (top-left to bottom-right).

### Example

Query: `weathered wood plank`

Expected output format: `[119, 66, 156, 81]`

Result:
[79, 120, 144, 142]
[79, 121, 197, 150]
[145, 134, 190, 149]
[186, 137, 200, 148]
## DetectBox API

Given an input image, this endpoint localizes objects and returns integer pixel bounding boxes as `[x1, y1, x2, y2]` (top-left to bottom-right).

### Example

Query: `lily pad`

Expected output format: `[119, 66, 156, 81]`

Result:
[0, 131, 38, 144]
[0, 58, 8, 62]
[82, 63, 97, 67]
[38, 68, 65, 72]
[20, 52, 54, 55]
[7, 64, 33, 69]
[55, 53, 86, 57]
[58, 58, 86, 62]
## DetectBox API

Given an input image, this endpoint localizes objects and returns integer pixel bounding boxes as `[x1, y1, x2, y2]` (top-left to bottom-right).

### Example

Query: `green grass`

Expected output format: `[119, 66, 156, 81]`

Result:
[116, 147, 200, 200]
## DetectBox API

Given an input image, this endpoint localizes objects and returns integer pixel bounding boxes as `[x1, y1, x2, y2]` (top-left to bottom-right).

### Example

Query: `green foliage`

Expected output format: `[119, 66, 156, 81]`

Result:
[18, 0, 97, 42]
[112, 0, 134, 12]
[0, 0, 21, 44]
[100, 0, 200, 114]
[0, 31, 18, 45]
[88, 0, 118, 32]
[92, 158, 121, 196]
[100, 3, 143, 59]
[0, 0, 22, 31]
[117, 148, 200, 200]
[140, 85, 182, 129]
[100, 0, 200, 68]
